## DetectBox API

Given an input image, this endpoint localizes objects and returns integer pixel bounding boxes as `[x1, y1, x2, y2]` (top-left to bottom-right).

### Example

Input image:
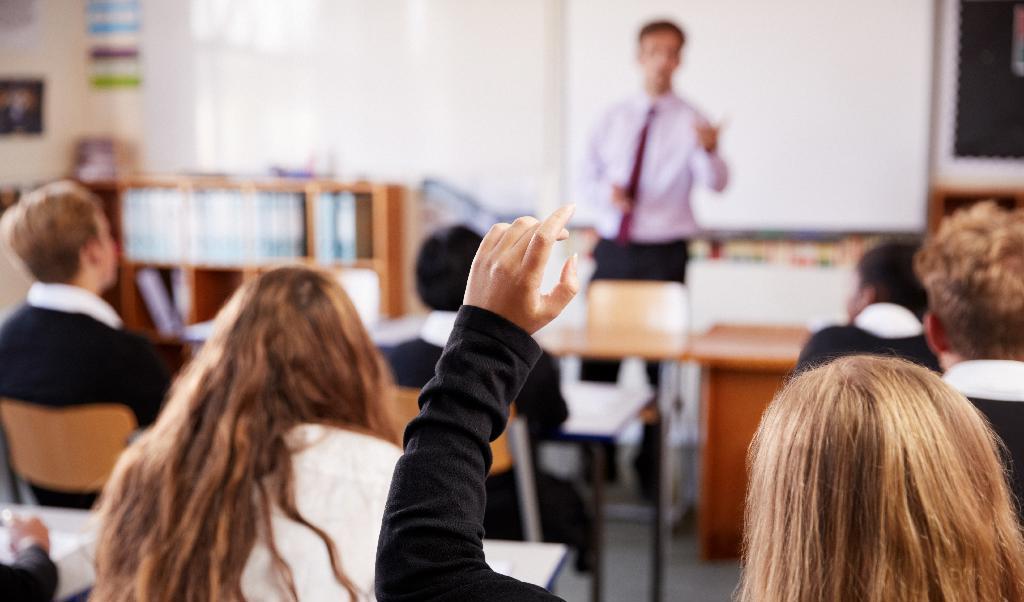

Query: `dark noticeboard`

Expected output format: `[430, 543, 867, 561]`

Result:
[954, 1, 1024, 158]
[0, 79, 44, 136]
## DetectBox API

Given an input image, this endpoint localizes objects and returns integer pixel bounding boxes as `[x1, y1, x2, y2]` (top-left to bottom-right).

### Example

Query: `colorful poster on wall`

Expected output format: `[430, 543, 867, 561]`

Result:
[87, 0, 142, 88]
[0, 79, 43, 135]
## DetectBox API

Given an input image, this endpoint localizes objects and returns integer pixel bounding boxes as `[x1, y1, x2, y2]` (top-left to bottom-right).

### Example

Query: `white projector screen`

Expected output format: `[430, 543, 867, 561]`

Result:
[566, 0, 934, 233]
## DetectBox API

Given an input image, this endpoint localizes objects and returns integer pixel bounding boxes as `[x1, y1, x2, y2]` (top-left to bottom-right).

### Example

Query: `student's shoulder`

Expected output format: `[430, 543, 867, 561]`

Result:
[290, 424, 402, 478]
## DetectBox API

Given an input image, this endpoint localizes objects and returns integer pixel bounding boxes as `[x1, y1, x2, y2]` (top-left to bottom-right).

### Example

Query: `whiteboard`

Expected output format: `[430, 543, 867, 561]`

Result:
[565, 0, 934, 233]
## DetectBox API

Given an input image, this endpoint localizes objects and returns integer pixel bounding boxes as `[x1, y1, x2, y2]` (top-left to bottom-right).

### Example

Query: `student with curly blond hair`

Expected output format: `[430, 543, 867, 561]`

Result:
[740, 356, 1024, 601]
[916, 201, 1024, 503]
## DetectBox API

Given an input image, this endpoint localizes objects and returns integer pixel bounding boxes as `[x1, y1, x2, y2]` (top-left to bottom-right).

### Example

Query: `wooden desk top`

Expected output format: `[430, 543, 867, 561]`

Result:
[683, 324, 809, 371]
[538, 323, 808, 370]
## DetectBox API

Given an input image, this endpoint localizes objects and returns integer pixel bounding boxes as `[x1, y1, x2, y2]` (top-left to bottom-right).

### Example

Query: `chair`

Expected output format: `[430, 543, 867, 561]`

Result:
[0, 398, 138, 496]
[393, 387, 542, 541]
[586, 279, 688, 335]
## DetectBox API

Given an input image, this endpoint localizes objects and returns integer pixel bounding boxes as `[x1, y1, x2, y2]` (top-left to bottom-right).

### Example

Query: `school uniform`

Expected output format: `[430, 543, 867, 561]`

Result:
[0, 545, 57, 602]
[385, 312, 589, 564]
[242, 425, 401, 601]
[945, 360, 1024, 508]
[0, 283, 170, 508]
[797, 303, 940, 373]
[377, 306, 563, 601]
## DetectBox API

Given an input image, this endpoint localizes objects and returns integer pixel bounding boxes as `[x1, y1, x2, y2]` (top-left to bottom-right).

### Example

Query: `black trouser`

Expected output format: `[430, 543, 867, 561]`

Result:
[582, 238, 688, 493]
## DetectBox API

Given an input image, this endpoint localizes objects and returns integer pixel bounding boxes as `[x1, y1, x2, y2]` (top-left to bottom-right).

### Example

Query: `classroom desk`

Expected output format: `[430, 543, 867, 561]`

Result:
[538, 327, 688, 602]
[682, 324, 808, 560]
[1, 506, 570, 596]
[549, 380, 654, 602]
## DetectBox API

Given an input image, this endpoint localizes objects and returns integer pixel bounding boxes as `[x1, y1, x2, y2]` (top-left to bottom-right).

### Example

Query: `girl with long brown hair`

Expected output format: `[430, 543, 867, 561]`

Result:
[92, 266, 400, 601]
[740, 356, 1024, 601]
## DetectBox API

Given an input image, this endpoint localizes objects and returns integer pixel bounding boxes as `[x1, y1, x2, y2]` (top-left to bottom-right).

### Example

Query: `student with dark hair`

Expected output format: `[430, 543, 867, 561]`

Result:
[797, 241, 940, 372]
[0, 181, 170, 509]
[0, 515, 57, 602]
[386, 225, 590, 568]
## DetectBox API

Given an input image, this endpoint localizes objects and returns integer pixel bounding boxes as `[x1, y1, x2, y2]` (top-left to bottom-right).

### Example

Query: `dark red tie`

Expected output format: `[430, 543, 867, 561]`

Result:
[616, 106, 656, 245]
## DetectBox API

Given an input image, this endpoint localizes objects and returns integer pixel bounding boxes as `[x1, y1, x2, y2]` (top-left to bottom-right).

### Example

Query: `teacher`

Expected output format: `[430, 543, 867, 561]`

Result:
[582, 19, 728, 284]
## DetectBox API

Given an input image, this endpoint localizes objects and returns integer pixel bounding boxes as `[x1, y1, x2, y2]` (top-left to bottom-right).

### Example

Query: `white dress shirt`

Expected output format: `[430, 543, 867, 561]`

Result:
[26, 282, 123, 329]
[419, 311, 459, 348]
[582, 91, 729, 243]
[945, 360, 1024, 403]
[241, 424, 402, 601]
[852, 303, 924, 339]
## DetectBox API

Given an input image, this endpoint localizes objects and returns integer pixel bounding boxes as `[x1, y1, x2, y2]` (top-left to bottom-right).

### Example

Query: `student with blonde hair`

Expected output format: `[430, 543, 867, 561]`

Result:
[93, 266, 401, 601]
[740, 356, 1024, 602]
[0, 180, 169, 508]
[916, 201, 1024, 503]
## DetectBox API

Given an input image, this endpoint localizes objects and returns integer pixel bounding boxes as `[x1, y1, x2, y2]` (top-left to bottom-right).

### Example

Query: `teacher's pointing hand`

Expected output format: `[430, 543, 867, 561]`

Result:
[464, 205, 580, 335]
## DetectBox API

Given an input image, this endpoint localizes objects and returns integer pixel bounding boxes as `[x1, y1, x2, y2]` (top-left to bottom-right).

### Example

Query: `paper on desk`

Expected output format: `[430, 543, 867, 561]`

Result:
[0, 527, 96, 599]
[489, 560, 514, 577]
[0, 528, 81, 563]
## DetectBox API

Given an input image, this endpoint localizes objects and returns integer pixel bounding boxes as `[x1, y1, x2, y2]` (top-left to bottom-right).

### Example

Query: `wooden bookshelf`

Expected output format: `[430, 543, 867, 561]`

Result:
[929, 185, 1024, 233]
[81, 176, 406, 371]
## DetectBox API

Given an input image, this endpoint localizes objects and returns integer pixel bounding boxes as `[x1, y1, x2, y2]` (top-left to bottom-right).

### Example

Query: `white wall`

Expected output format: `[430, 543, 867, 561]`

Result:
[141, 0, 557, 212]
[566, 0, 934, 233]
[0, 0, 89, 183]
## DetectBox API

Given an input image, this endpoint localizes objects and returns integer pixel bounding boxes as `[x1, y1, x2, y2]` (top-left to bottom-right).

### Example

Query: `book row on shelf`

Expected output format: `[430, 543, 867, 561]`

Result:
[687, 235, 901, 267]
[122, 187, 376, 265]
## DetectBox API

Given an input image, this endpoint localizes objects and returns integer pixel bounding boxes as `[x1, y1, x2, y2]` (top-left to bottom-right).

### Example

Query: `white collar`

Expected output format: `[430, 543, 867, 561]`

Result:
[27, 282, 123, 329]
[853, 303, 923, 339]
[633, 90, 683, 112]
[944, 360, 1024, 402]
[419, 311, 458, 348]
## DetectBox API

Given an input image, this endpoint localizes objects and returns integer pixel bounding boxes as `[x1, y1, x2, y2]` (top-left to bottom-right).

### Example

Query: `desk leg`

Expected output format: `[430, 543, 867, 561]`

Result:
[590, 442, 605, 602]
[652, 361, 678, 602]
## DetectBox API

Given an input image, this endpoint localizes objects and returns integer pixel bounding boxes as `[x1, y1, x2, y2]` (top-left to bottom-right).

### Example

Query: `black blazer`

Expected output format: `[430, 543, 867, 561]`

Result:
[969, 396, 1024, 509]
[0, 305, 170, 426]
[0, 546, 58, 602]
[797, 325, 940, 373]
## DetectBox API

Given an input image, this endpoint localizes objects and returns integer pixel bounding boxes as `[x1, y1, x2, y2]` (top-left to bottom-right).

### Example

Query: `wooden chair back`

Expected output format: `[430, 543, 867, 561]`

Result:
[587, 279, 688, 334]
[0, 398, 138, 493]
[393, 387, 515, 475]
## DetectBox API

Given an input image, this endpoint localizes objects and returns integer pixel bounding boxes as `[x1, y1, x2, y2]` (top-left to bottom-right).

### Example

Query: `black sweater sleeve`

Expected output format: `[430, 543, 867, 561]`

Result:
[0, 545, 58, 602]
[376, 306, 564, 602]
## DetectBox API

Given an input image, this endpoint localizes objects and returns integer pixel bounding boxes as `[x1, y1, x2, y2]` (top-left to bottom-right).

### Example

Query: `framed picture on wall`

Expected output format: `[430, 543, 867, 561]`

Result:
[0, 78, 44, 135]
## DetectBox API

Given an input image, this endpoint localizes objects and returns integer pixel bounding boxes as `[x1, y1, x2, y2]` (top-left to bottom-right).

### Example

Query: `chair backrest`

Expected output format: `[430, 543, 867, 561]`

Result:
[0, 398, 138, 493]
[587, 279, 689, 335]
[393, 387, 515, 475]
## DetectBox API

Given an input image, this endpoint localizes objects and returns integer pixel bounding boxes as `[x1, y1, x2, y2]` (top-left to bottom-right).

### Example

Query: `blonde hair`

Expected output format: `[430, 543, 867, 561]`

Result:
[0, 180, 105, 283]
[740, 356, 1024, 602]
[94, 266, 399, 601]
[915, 201, 1024, 360]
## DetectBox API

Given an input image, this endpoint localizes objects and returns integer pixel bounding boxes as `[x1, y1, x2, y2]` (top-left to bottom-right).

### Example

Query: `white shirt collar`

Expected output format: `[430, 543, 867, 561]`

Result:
[853, 303, 923, 339]
[944, 360, 1024, 402]
[419, 310, 458, 348]
[27, 282, 123, 329]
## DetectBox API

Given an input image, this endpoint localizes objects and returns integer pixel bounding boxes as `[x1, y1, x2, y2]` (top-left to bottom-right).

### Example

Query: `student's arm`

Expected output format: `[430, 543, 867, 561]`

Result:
[376, 208, 579, 602]
[0, 547, 58, 602]
[113, 334, 171, 427]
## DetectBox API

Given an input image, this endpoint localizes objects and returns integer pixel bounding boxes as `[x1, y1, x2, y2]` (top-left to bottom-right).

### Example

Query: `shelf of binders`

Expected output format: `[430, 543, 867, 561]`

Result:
[80, 177, 405, 370]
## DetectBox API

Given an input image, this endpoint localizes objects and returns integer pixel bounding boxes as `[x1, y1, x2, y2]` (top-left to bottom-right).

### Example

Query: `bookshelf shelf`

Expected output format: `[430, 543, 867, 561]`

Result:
[81, 177, 406, 373]
[929, 186, 1024, 233]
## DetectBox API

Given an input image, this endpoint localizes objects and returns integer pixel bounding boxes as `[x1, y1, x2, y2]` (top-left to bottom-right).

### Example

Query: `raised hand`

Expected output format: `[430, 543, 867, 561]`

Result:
[464, 205, 579, 334]
[695, 120, 723, 154]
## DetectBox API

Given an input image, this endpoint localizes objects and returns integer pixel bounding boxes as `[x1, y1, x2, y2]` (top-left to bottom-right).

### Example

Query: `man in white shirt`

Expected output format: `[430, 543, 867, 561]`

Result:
[915, 202, 1024, 504]
[581, 19, 728, 284]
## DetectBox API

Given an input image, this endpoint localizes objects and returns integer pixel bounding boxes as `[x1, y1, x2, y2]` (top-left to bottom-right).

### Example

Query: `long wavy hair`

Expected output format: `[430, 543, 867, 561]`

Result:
[92, 266, 399, 601]
[740, 356, 1024, 602]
